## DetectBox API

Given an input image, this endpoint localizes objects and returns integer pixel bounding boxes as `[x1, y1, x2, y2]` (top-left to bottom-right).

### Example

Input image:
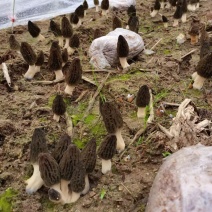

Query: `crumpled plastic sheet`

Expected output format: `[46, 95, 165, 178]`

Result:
[146, 144, 212, 212]
[109, 0, 136, 10]
[89, 28, 144, 69]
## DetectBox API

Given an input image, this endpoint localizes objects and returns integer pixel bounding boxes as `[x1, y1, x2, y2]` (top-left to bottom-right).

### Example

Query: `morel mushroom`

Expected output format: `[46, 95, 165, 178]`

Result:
[20, 42, 37, 79]
[48, 44, 63, 80]
[52, 94, 66, 122]
[25, 128, 48, 194]
[136, 85, 151, 118]
[94, 0, 99, 12]
[63, 58, 82, 95]
[150, 0, 160, 18]
[59, 144, 81, 203]
[70, 13, 79, 28]
[83, 0, 89, 16]
[61, 16, 73, 49]
[127, 5, 136, 17]
[189, 25, 199, 45]
[9, 35, 20, 53]
[117, 35, 130, 69]
[67, 34, 80, 55]
[173, 4, 182, 27]
[38, 153, 62, 203]
[162, 15, 168, 28]
[28, 21, 45, 41]
[192, 53, 212, 90]
[100, 100, 125, 151]
[49, 20, 63, 47]
[34, 50, 44, 74]
[62, 48, 68, 66]
[81, 138, 97, 194]
[101, 0, 109, 17]
[98, 134, 117, 174]
[75, 5, 84, 26]
[113, 16, 122, 30]
[128, 16, 139, 33]
[181, 0, 187, 23]
[52, 133, 72, 163]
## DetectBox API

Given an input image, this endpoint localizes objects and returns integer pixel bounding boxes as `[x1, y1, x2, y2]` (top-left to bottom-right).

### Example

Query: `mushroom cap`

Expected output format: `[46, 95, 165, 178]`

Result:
[81, 138, 97, 173]
[69, 161, 86, 193]
[153, 0, 161, 10]
[97, 134, 117, 160]
[52, 133, 72, 163]
[9, 35, 20, 51]
[169, 0, 177, 7]
[70, 13, 79, 24]
[113, 16, 122, 30]
[38, 153, 60, 187]
[128, 16, 139, 33]
[94, 0, 99, 6]
[196, 53, 212, 78]
[101, 0, 109, 10]
[35, 50, 44, 66]
[83, 0, 88, 10]
[127, 5, 136, 17]
[50, 20, 62, 37]
[189, 26, 199, 36]
[200, 41, 211, 59]
[61, 16, 73, 38]
[50, 41, 61, 52]
[63, 58, 82, 86]
[162, 15, 168, 23]
[28, 21, 41, 38]
[62, 48, 68, 64]
[173, 5, 182, 19]
[100, 100, 123, 133]
[48, 46, 62, 71]
[59, 144, 81, 181]
[117, 35, 129, 58]
[30, 128, 48, 163]
[48, 188, 61, 202]
[75, 5, 84, 19]
[136, 85, 150, 107]
[182, 0, 187, 13]
[52, 94, 66, 116]
[93, 29, 103, 39]
[69, 34, 80, 48]
[20, 42, 37, 65]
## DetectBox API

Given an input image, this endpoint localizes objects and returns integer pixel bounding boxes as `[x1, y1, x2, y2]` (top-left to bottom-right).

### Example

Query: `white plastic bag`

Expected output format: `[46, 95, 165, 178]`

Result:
[146, 144, 212, 212]
[109, 0, 136, 10]
[89, 28, 144, 69]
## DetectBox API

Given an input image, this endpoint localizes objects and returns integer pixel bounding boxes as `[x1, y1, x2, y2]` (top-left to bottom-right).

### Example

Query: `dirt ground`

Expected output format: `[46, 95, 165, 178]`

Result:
[0, 0, 212, 211]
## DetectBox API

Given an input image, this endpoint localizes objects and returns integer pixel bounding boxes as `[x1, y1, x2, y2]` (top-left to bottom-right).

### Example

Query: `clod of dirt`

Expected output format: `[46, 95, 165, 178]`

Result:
[0, 120, 16, 136]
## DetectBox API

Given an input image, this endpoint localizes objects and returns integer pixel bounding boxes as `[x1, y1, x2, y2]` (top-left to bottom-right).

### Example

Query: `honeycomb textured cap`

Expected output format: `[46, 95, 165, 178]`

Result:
[9, 35, 20, 51]
[136, 85, 150, 107]
[35, 51, 44, 66]
[196, 53, 212, 78]
[50, 20, 62, 37]
[69, 34, 80, 48]
[48, 46, 62, 71]
[75, 5, 84, 18]
[101, 0, 109, 10]
[28, 21, 41, 38]
[61, 16, 73, 38]
[20, 42, 37, 65]
[117, 35, 129, 58]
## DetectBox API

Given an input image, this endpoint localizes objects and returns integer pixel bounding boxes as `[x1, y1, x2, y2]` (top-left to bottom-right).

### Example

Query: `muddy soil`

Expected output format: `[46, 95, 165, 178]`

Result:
[0, 0, 212, 212]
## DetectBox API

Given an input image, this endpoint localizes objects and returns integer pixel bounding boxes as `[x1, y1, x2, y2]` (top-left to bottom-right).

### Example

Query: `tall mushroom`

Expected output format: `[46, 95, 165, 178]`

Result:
[117, 35, 130, 70]
[192, 53, 212, 90]
[150, 0, 160, 18]
[70, 13, 79, 28]
[101, 0, 109, 17]
[52, 94, 66, 122]
[97, 134, 117, 174]
[61, 16, 73, 49]
[49, 20, 63, 47]
[128, 16, 139, 33]
[100, 99, 125, 151]
[34, 50, 44, 74]
[25, 128, 48, 194]
[81, 138, 97, 194]
[75, 5, 85, 27]
[181, 0, 187, 23]
[9, 35, 20, 53]
[173, 3, 182, 27]
[67, 34, 80, 55]
[94, 0, 99, 12]
[83, 0, 89, 16]
[28, 21, 45, 41]
[162, 15, 168, 28]
[63, 58, 82, 95]
[113, 16, 122, 30]
[20, 42, 37, 79]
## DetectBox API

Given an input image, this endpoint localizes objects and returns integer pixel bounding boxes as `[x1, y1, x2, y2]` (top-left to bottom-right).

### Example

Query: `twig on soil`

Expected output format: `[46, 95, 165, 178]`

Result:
[139, 68, 152, 72]
[82, 75, 97, 86]
[120, 183, 135, 199]
[181, 49, 197, 60]
[75, 90, 89, 102]
[150, 38, 163, 50]
[162, 102, 180, 107]
[83, 69, 116, 73]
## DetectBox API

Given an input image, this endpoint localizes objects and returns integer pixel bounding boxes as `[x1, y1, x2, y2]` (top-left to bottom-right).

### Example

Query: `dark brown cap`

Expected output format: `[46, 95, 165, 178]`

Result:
[75, 5, 84, 19]
[50, 41, 60, 52]
[153, 0, 160, 11]
[52, 133, 72, 163]
[97, 134, 117, 160]
[162, 15, 168, 23]
[83, 0, 88, 10]
[127, 5, 136, 17]
[136, 85, 150, 107]
[28, 21, 41, 38]
[81, 138, 97, 173]
[38, 153, 60, 187]
[189, 25, 199, 36]
[9, 35, 20, 51]
[101, 0, 109, 10]
[70, 13, 79, 25]
[128, 16, 139, 33]
[61, 16, 73, 38]
[182, 0, 187, 13]
[35, 50, 44, 66]
[117, 35, 129, 58]
[59, 144, 81, 180]
[173, 5, 182, 19]
[196, 53, 212, 78]
[63, 58, 82, 86]
[48, 46, 62, 71]
[100, 101, 123, 133]
[30, 128, 48, 163]
[69, 34, 80, 48]
[200, 41, 211, 59]
[20, 42, 37, 65]
[62, 48, 68, 64]
[113, 16, 122, 30]
[52, 94, 66, 116]
[94, 0, 99, 6]
[50, 20, 62, 37]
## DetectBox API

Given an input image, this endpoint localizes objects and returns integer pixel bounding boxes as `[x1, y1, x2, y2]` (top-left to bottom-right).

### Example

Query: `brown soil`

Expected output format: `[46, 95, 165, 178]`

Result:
[0, 0, 212, 212]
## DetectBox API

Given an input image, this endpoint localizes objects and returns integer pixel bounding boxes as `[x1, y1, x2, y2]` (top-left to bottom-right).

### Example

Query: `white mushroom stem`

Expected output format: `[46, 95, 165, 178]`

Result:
[164, 23, 168, 28]
[64, 38, 70, 49]
[60, 179, 71, 203]
[64, 84, 75, 95]
[58, 36, 63, 47]
[160, 1, 165, 9]
[67, 46, 75, 55]
[147, 90, 154, 124]
[137, 107, 146, 118]
[173, 19, 179, 27]
[181, 13, 187, 23]
[53, 113, 60, 122]
[25, 163, 44, 194]
[165, 2, 171, 9]
[150, 10, 158, 18]
[24, 64, 37, 79]
[115, 128, 125, 151]
[54, 69, 64, 81]
[102, 9, 107, 16]
[69, 191, 81, 203]
[77, 19, 82, 27]
[101, 159, 111, 174]
[196, 3, 199, 9]
[193, 74, 206, 90]
[37, 33, 45, 41]
[187, 4, 196, 11]
[119, 57, 130, 69]
[82, 174, 89, 195]
[95, 5, 99, 12]
[2, 63, 11, 87]
[126, 25, 129, 30]
[72, 23, 78, 29]
[192, 72, 198, 80]
[34, 66, 41, 73]
[84, 10, 87, 16]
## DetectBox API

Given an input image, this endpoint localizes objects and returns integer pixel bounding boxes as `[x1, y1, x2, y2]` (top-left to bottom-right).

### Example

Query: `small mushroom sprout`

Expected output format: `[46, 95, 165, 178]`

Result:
[83, 0, 88, 16]
[52, 94, 66, 122]
[28, 20, 45, 41]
